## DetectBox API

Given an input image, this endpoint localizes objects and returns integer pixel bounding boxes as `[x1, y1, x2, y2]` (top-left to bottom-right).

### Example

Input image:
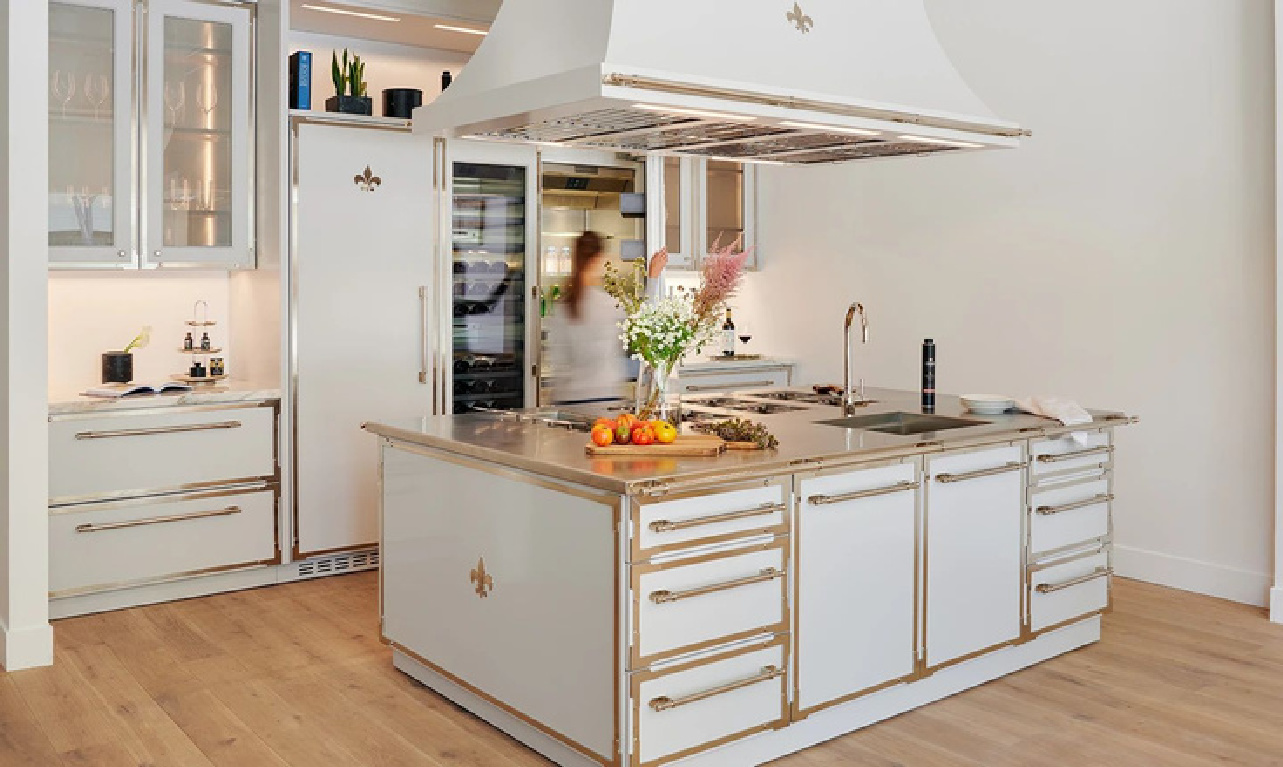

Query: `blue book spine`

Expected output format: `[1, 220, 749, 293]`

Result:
[290, 51, 312, 110]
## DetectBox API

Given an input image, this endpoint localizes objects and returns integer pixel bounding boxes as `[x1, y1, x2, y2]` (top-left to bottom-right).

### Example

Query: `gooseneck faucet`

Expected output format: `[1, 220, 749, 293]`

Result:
[843, 302, 869, 415]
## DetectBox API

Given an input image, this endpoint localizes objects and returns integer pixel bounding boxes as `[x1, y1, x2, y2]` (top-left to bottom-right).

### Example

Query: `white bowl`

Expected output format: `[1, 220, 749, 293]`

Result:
[961, 394, 1015, 415]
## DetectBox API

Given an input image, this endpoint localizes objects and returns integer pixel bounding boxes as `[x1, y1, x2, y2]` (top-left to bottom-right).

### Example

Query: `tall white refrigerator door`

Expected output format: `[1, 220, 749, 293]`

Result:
[293, 121, 433, 558]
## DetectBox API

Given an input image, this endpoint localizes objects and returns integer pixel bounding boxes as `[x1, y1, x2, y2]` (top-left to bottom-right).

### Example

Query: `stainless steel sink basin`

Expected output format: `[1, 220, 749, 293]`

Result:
[816, 411, 988, 436]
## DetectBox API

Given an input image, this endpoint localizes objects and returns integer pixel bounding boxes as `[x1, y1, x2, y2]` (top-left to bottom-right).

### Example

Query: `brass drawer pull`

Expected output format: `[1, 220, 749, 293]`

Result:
[649, 502, 786, 534]
[74, 420, 243, 440]
[649, 567, 784, 605]
[1036, 446, 1113, 464]
[1036, 493, 1113, 516]
[75, 505, 242, 534]
[809, 481, 916, 506]
[936, 462, 1024, 484]
[1035, 566, 1112, 594]
[649, 665, 784, 712]
[684, 380, 776, 393]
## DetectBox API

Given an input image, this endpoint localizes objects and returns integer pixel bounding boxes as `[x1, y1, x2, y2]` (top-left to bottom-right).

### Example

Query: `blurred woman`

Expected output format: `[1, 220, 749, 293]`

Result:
[549, 232, 666, 405]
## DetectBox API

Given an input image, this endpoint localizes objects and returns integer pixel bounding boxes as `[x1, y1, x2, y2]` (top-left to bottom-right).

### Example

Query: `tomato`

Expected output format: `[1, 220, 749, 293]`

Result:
[593, 417, 616, 431]
[616, 413, 638, 432]
[591, 424, 615, 447]
[653, 421, 678, 444]
[631, 425, 656, 446]
[615, 421, 632, 444]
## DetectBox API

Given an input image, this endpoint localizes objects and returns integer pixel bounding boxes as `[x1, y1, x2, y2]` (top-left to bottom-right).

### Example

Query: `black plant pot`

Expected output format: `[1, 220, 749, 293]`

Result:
[325, 95, 373, 116]
[101, 352, 134, 384]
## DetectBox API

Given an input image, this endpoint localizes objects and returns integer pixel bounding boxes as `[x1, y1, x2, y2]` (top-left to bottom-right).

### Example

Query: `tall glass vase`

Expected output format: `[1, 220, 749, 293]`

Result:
[636, 359, 677, 422]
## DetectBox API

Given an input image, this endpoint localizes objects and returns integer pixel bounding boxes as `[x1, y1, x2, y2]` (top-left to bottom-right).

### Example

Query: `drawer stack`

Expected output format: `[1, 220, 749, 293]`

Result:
[628, 478, 791, 767]
[1026, 431, 1114, 635]
[49, 401, 280, 602]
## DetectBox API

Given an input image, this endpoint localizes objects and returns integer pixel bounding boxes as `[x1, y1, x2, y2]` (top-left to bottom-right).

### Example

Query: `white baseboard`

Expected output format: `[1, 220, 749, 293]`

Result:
[1113, 545, 1271, 607]
[0, 622, 54, 671]
[1270, 587, 1283, 624]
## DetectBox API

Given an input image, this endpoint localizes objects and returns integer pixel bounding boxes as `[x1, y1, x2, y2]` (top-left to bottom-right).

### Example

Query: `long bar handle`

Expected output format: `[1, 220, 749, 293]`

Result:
[649, 665, 784, 712]
[684, 381, 776, 393]
[419, 286, 430, 385]
[809, 481, 916, 506]
[649, 502, 786, 534]
[1036, 446, 1114, 464]
[936, 462, 1025, 484]
[1035, 566, 1112, 594]
[75, 505, 242, 534]
[75, 421, 242, 440]
[649, 567, 784, 605]
[1036, 493, 1114, 516]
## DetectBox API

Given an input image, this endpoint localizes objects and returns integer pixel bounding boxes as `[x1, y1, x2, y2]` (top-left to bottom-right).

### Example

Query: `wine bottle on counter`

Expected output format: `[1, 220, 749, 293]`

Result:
[922, 338, 936, 414]
[722, 308, 736, 357]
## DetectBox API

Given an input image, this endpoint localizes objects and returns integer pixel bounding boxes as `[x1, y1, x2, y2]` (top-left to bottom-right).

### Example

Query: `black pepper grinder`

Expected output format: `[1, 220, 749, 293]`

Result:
[922, 339, 936, 414]
[183, 332, 194, 351]
[200, 332, 211, 351]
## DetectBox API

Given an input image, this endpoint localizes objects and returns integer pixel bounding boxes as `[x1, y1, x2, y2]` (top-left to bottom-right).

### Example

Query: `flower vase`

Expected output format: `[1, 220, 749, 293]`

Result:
[636, 359, 677, 423]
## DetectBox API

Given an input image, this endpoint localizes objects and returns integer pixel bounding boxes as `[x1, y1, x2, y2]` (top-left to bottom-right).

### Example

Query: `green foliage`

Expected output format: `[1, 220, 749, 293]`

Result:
[331, 49, 368, 98]
[331, 50, 345, 96]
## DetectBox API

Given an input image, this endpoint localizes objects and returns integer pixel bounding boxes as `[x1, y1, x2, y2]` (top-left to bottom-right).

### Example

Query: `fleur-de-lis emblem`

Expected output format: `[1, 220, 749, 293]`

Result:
[786, 2, 814, 34]
[469, 557, 494, 598]
[354, 165, 382, 192]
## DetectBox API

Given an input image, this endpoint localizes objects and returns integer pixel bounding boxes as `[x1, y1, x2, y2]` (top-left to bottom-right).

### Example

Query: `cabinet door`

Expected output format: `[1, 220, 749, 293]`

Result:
[143, 0, 253, 268]
[796, 462, 918, 715]
[699, 159, 757, 267]
[924, 446, 1024, 668]
[48, 0, 135, 268]
[646, 155, 695, 269]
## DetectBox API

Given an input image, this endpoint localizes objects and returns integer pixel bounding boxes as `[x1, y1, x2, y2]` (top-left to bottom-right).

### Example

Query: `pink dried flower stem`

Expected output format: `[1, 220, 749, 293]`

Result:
[692, 242, 751, 324]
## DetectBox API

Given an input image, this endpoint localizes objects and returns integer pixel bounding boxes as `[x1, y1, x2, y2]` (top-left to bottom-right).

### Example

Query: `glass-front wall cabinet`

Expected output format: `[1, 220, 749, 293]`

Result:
[649, 156, 756, 271]
[49, 0, 254, 269]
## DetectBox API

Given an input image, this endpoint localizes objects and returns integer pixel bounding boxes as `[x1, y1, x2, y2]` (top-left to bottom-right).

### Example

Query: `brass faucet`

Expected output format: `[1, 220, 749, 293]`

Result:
[843, 302, 869, 415]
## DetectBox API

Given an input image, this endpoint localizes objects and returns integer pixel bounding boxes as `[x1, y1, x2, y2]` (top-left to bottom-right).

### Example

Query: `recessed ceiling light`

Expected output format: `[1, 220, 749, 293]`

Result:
[633, 104, 755, 122]
[435, 24, 489, 36]
[898, 135, 984, 149]
[781, 120, 880, 137]
[299, 4, 399, 22]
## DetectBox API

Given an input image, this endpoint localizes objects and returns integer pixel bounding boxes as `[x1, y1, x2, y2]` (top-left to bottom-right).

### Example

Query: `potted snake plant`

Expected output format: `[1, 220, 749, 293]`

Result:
[325, 49, 372, 115]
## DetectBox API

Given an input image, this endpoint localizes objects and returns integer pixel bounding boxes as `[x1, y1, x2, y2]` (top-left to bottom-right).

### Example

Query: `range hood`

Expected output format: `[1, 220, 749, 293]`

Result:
[413, 0, 1028, 164]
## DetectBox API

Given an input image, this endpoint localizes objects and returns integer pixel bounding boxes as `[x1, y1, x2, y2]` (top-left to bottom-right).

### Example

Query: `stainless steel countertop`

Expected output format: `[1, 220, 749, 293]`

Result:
[363, 388, 1134, 495]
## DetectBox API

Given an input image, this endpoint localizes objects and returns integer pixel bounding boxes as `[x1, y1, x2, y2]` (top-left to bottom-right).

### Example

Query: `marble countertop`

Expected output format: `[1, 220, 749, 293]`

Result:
[49, 382, 282, 416]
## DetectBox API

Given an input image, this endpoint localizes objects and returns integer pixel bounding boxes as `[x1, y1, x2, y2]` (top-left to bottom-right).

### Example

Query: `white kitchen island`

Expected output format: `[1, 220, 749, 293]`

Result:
[365, 389, 1133, 767]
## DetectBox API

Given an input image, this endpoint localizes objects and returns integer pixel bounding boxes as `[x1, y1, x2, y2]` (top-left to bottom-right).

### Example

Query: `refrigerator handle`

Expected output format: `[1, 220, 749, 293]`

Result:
[419, 286, 430, 387]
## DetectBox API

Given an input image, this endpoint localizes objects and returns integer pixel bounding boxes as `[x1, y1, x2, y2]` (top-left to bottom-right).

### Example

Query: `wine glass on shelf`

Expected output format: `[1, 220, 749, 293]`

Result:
[51, 70, 75, 118]
[84, 74, 109, 120]
[163, 81, 185, 127]
[196, 82, 218, 121]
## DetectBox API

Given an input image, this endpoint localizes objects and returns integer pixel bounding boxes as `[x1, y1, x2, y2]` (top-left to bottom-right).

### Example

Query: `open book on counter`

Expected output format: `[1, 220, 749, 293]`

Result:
[82, 382, 194, 398]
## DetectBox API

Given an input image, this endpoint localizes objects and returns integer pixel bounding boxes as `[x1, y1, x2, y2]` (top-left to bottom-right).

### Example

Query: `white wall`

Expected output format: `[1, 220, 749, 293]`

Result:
[0, 0, 53, 670]
[739, 0, 1276, 606]
[47, 274, 235, 396]
[289, 31, 469, 115]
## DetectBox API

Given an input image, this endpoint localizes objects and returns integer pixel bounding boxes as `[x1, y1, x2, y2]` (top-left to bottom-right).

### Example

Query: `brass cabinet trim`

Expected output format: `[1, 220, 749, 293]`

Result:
[649, 567, 784, 605]
[75, 504, 241, 533]
[935, 461, 1024, 484]
[1035, 566, 1112, 594]
[1035, 445, 1113, 464]
[1035, 493, 1113, 516]
[648, 502, 785, 534]
[74, 419, 243, 440]
[648, 664, 784, 712]
[808, 480, 916, 506]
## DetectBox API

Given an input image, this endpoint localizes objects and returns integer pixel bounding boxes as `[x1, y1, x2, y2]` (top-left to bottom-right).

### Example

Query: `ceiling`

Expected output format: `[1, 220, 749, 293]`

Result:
[291, 0, 496, 54]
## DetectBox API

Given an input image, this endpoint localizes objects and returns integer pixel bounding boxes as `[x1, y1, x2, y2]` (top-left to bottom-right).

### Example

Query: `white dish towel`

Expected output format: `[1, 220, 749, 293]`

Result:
[1015, 395, 1094, 445]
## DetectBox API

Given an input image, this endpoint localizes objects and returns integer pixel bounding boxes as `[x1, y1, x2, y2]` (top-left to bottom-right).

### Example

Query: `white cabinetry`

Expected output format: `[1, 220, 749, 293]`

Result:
[675, 362, 794, 395]
[648, 156, 757, 270]
[48, 0, 255, 269]
[924, 445, 1025, 668]
[796, 461, 919, 715]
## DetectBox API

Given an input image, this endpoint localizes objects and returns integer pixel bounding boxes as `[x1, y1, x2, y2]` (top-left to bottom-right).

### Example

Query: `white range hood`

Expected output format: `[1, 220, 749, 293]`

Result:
[413, 0, 1028, 164]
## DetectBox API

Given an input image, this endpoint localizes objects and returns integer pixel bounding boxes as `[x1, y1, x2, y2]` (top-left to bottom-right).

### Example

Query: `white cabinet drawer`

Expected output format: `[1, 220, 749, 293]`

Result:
[49, 404, 277, 502]
[1030, 432, 1112, 480]
[634, 479, 787, 559]
[632, 638, 787, 767]
[1029, 550, 1111, 633]
[1029, 478, 1111, 558]
[50, 485, 278, 597]
[675, 368, 790, 395]
[632, 541, 786, 667]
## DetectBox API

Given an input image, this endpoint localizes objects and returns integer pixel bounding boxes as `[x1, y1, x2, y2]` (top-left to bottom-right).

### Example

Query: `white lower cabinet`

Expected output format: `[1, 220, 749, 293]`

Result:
[1029, 549, 1111, 632]
[924, 445, 1025, 668]
[631, 638, 787, 767]
[796, 461, 918, 715]
[674, 365, 793, 395]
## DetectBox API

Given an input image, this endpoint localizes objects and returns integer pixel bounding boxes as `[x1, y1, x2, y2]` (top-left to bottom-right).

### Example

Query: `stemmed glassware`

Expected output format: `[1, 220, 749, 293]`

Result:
[196, 83, 218, 119]
[51, 70, 76, 117]
[84, 74, 109, 120]
[163, 81, 186, 127]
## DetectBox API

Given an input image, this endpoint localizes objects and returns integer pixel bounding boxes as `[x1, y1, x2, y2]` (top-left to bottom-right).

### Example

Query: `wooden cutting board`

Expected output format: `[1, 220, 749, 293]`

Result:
[585, 434, 726, 457]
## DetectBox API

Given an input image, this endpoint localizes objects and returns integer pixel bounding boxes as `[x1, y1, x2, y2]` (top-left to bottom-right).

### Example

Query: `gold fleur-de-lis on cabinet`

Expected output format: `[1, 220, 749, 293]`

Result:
[470, 557, 494, 598]
[786, 2, 814, 34]
[354, 165, 382, 192]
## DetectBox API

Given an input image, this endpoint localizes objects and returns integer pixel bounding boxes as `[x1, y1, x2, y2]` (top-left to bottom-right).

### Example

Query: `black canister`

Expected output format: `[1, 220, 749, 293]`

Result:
[101, 352, 134, 384]
[382, 88, 423, 119]
[922, 339, 936, 413]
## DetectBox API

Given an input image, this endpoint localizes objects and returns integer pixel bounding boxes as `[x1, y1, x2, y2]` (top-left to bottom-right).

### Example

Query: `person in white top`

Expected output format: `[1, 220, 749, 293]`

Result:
[548, 231, 666, 405]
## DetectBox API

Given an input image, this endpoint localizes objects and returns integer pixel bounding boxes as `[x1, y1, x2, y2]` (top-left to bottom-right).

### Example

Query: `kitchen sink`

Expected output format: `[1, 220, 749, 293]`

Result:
[816, 412, 988, 436]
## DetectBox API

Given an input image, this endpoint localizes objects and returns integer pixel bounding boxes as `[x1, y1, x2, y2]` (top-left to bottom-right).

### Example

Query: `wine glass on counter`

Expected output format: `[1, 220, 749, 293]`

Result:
[737, 320, 753, 355]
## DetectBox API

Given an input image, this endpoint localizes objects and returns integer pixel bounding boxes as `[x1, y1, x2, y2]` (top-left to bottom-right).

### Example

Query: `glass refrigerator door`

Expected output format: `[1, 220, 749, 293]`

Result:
[451, 161, 530, 413]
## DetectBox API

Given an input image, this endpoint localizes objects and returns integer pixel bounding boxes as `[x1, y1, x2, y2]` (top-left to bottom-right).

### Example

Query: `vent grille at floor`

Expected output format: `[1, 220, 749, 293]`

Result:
[296, 549, 380, 578]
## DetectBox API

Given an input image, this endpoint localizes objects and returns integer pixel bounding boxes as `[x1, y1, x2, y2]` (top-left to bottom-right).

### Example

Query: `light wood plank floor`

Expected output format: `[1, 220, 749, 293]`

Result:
[3, 575, 1281, 766]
